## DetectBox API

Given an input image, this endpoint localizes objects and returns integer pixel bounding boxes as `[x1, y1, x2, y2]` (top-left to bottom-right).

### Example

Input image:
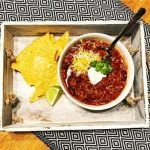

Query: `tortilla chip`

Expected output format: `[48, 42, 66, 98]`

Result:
[12, 32, 69, 102]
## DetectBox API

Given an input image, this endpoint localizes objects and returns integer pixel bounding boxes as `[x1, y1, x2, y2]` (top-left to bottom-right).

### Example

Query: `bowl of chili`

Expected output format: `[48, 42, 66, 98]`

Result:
[58, 33, 134, 110]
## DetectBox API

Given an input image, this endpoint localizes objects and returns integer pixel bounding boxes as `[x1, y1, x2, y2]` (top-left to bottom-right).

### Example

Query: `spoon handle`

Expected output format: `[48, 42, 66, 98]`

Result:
[107, 7, 146, 51]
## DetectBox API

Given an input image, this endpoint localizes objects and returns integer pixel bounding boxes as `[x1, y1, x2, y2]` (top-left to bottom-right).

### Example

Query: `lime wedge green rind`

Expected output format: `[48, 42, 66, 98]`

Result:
[46, 86, 62, 106]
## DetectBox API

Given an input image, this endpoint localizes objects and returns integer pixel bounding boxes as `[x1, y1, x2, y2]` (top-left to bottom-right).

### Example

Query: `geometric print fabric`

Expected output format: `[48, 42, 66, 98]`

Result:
[1, 0, 150, 149]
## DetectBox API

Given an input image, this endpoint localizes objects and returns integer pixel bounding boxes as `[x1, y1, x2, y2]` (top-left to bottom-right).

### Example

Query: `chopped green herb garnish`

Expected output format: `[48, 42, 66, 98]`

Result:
[90, 59, 112, 75]
[90, 60, 97, 68]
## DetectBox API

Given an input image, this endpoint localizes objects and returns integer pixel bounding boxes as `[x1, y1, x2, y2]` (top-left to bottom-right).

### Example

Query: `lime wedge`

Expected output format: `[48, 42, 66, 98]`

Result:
[46, 86, 62, 106]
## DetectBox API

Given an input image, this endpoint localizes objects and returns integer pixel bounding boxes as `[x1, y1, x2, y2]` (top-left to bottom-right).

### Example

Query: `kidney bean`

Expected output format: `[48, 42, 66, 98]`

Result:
[61, 39, 127, 106]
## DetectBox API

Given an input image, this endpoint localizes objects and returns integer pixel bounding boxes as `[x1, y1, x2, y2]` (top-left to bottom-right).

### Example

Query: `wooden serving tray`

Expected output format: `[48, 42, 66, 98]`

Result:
[0, 21, 149, 131]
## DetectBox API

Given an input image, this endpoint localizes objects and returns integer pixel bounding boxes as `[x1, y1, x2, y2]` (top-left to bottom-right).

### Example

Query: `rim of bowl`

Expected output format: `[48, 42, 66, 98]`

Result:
[58, 33, 134, 110]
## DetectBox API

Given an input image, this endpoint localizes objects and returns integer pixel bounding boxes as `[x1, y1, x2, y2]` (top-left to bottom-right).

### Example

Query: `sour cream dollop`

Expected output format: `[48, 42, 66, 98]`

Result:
[66, 68, 72, 86]
[88, 67, 106, 85]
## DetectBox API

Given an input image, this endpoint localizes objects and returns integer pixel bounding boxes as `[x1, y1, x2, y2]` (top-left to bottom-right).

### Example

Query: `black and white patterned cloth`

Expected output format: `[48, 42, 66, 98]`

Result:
[1, 0, 150, 149]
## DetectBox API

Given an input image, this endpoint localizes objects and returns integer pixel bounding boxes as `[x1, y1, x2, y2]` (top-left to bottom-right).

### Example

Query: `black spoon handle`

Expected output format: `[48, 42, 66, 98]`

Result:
[107, 7, 146, 51]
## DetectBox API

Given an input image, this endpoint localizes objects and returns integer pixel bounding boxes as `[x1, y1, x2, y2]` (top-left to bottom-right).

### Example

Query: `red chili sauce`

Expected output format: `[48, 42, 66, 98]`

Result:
[61, 38, 127, 106]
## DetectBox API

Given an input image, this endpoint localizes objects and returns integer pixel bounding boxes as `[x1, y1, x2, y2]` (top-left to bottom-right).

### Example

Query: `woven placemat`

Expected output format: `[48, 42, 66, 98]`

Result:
[0, 0, 150, 150]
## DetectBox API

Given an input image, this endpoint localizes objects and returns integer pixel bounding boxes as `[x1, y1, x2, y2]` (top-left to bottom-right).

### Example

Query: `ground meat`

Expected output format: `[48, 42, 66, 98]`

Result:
[61, 38, 127, 106]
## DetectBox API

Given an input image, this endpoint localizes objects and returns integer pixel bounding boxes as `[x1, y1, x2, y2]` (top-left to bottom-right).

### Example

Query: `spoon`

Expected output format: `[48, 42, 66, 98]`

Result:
[101, 7, 146, 52]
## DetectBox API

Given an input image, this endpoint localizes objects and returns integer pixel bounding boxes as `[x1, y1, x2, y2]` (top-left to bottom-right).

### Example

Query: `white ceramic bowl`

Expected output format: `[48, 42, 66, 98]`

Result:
[58, 33, 134, 110]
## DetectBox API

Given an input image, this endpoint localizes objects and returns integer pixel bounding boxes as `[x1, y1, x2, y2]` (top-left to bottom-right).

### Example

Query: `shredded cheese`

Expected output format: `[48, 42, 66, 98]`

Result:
[71, 48, 101, 74]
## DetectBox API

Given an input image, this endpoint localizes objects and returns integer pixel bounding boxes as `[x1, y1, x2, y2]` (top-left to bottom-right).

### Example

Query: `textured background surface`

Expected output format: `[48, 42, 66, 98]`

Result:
[123, 0, 150, 24]
[0, 0, 150, 150]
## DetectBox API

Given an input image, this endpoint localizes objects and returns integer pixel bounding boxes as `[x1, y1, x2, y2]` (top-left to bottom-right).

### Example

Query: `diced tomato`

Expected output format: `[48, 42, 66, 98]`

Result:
[61, 38, 127, 106]
[98, 50, 108, 57]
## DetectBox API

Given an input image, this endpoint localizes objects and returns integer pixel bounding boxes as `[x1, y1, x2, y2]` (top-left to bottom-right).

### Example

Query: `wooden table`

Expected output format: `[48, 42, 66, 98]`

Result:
[0, 0, 149, 150]
[0, 132, 49, 150]
[123, 0, 150, 24]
